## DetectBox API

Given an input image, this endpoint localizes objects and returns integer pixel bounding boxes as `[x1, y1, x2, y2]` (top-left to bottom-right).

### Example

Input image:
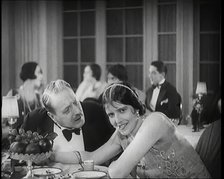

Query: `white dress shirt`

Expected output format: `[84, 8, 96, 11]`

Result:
[149, 79, 165, 111]
[53, 124, 85, 152]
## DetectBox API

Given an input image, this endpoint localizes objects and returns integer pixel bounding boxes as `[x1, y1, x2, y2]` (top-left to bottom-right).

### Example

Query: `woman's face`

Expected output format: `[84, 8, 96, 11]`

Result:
[107, 73, 121, 85]
[34, 65, 43, 88]
[83, 66, 93, 81]
[105, 101, 138, 136]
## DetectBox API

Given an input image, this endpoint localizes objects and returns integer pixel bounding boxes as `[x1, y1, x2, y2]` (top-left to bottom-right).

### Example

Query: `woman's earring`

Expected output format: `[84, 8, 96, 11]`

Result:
[136, 110, 140, 117]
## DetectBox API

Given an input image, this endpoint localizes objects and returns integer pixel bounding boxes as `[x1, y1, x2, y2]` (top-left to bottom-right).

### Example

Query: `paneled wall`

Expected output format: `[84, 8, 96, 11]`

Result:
[2, 1, 16, 95]
[193, 0, 221, 94]
[1, 0, 63, 95]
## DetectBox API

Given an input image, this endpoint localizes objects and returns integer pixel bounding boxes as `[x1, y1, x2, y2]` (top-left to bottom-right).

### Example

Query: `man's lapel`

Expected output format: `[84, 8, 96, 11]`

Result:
[156, 82, 167, 108]
[40, 114, 54, 136]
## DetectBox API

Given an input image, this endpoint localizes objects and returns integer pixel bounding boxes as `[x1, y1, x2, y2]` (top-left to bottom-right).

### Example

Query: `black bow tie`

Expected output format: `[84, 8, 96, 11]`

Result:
[62, 128, 81, 141]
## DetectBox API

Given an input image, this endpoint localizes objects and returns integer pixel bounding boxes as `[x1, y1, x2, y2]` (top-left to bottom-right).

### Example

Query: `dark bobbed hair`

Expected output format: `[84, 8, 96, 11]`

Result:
[90, 64, 101, 81]
[151, 61, 167, 75]
[107, 64, 128, 82]
[20, 61, 38, 82]
[102, 82, 146, 116]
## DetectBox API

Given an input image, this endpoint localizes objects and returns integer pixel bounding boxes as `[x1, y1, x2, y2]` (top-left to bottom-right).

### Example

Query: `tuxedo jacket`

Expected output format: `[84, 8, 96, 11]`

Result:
[22, 100, 115, 152]
[145, 80, 181, 119]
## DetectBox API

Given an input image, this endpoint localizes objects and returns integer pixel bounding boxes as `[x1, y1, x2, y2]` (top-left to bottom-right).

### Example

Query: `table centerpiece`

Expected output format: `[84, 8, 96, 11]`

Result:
[9, 128, 57, 178]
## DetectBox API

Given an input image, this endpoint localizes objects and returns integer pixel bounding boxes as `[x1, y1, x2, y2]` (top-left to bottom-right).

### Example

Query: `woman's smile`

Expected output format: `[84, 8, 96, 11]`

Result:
[118, 122, 127, 130]
[105, 102, 139, 135]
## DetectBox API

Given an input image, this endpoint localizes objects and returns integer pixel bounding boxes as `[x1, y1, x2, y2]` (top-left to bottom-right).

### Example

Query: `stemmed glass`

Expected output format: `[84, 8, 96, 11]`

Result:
[8, 118, 18, 142]
[8, 118, 18, 128]
[2, 96, 19, 142]
[6, 118, 18, 178]
[2, 96, 19, 177]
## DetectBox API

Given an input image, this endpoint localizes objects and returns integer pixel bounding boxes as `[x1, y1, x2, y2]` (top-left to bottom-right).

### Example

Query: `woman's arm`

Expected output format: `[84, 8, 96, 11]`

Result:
[53, 129, 122, 165]
[76, 81, 89, 101]
[80, 136, 121, 165]
[52, 151, 78, 164]
[108, 112, 170, 178]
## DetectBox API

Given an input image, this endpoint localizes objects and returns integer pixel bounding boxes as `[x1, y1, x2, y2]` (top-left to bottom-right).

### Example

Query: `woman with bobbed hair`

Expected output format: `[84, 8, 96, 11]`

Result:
[106, 64, 145, 103]
[6, 61, 44, 129]
[107, 64, 128, 84]
[2, 61, 44, 150]
[53, 82, 210, 178]
[76, 63, 107, 102]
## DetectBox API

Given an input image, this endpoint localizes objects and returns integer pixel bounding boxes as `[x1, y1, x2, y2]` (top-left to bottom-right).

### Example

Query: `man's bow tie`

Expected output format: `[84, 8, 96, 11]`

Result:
[62, 128, 81, 141]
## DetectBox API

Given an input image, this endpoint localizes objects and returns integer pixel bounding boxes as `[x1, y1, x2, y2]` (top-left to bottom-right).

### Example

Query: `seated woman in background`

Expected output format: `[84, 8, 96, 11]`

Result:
[106, 64, 145, 103]
[106, 64, 128, 84]
[76, 63, 106, 102]
[6, 61, 44, 129]
[53, 82, 210, 178]
[2, 61, 44, 150]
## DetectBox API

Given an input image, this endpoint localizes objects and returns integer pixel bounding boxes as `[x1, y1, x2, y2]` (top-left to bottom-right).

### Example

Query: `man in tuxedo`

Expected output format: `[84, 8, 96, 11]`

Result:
[145, 61, 181, 124]
[22, 79, 115, 152]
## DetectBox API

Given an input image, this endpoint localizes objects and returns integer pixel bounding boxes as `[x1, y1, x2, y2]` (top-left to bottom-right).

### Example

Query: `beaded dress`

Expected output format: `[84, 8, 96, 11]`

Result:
[117, 112, 211, 178]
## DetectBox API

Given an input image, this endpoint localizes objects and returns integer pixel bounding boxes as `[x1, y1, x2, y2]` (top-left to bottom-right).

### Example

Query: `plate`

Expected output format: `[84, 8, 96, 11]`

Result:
[32, 167, 62, 177]
[72, 170, 107, 178]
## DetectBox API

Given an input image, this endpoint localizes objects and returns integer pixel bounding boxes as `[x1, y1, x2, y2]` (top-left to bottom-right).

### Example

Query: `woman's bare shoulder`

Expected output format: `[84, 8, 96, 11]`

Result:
[145, 111, 168, 121]
[142, 112, 170, 132]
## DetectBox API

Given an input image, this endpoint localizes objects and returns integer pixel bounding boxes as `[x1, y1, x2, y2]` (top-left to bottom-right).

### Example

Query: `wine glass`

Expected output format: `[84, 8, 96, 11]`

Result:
[8, 118, 18, 142]
[2, 96, 19, 143]
[8, 118, 17, 127]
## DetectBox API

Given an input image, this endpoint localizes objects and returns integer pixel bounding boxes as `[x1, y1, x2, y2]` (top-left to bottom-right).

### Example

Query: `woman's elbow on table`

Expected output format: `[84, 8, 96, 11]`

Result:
[108, 168, 131, 178]
[108, 168, 122, 178]
[108, 162, 130, 178]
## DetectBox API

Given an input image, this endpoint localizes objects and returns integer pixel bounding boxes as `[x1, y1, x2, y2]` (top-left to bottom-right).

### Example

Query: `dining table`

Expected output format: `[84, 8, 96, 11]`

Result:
[2, 152, 109, 179]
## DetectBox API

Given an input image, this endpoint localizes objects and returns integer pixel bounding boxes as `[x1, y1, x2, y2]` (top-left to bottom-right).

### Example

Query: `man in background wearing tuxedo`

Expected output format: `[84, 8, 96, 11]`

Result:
[145, 61, 181, 124]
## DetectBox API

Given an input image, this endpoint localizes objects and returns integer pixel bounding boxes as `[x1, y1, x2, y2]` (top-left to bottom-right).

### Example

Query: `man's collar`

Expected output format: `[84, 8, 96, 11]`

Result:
[159, 78, 165, 85]
[152, 79, 165, 89]
[53, 122, 81, 131]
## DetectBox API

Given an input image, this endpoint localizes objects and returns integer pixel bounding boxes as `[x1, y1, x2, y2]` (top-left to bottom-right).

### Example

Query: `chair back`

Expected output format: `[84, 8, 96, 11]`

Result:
[195, 120, 221, 178]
